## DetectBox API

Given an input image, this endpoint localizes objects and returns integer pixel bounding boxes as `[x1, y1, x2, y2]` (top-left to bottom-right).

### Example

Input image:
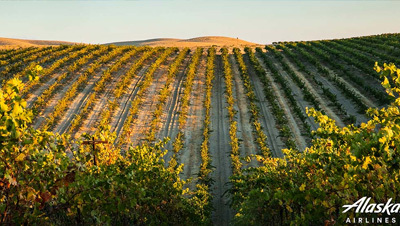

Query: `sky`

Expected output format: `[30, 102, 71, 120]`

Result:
[0, 1, 399, 44]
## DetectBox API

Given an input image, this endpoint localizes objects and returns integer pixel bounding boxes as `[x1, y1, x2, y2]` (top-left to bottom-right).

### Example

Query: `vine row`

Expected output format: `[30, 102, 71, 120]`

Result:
[246, 47, 296, 150]
[233, 48, 270, 157]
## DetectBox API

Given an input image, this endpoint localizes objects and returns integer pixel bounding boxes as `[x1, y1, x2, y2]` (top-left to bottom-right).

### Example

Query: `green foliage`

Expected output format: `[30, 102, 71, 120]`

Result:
[0, 78, 73, 224]
[296, 42, 370, 113]
[0, 74, 207, 224]
[119, 48, 175, 147]
[42, 46, 131, 130]
[230, 62, 400, 225]
[257, 47, 311, 137]
[233, 48, 270, 157]
[245, 47, 297, 149]
[170, 47, 202, 157]
[221, 48, 241, 175]
[147, 48, 189, 142]
[194, 47, 216, 223]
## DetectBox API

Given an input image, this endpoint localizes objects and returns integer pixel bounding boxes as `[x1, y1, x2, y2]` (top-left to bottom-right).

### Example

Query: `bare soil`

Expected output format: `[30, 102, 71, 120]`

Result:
[156, 54, 192, 161]
[110, 64, 153, 143]
[126, 54, 177, 147]
[73, 52, 146, 137]
[178, 52, 207, 188]
[305, 51, 379, 109]
[26, 51, 101, 108]
[33, 54, 122, 130]
[243, 54, 286, 157]
[209, 55, 233, 226]
[229, 54, 258, 167]
[266, 53, 319, 133]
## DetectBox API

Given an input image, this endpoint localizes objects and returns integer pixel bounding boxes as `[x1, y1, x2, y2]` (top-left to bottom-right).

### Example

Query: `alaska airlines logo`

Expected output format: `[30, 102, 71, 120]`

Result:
[342, 197, 400, 215]
[342, 197, 398, 224]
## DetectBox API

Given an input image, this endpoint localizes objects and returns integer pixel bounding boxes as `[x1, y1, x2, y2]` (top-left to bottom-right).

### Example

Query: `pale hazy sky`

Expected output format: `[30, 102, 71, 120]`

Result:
[0, 1, 399, 44]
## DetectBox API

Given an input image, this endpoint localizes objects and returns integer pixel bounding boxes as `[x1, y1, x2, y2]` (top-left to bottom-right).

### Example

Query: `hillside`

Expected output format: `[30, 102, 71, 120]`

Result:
[107, 36, 259, 47]
[1, 33, 399, 224]
[0, 37, 77, 49]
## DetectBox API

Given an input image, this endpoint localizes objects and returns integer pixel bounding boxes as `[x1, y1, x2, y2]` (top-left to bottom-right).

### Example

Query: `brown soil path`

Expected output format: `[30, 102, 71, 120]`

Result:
[179, 52, 206, 184]
[210, 55, 233, 225]
[53, 53, 140, 134]
[26, 51, 101, 108]
[156, 54, 192, 161]
[229, 55, 258, 167]
[110, 64, 153, 142]
[243, 54, 285, 157]
[80, 53, 157, 139]
[127, 54, 178, 147]
[57, 53, 143, 135]
[32, 52, 124, 130]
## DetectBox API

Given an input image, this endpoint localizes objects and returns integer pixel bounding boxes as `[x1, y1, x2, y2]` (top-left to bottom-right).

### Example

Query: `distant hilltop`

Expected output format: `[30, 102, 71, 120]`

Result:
[0, 36, 259, 49]
[106, 36, 260, 47]
[0, 37, 78, 49]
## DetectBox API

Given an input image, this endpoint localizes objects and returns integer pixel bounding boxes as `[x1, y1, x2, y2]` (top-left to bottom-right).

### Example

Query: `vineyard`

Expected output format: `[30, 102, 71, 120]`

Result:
[1, 33, 400, 225]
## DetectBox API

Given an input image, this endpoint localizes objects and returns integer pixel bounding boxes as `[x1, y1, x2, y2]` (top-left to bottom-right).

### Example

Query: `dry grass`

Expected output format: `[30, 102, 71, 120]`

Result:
[1, 36, 260, 49]
[107, 36, 260, 47]
[0, 37, 77, 49]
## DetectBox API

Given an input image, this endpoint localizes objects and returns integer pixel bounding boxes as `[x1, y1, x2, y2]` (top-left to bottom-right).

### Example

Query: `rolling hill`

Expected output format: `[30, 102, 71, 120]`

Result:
[107, 36, 259, 47]
[0, 37, 77, 49]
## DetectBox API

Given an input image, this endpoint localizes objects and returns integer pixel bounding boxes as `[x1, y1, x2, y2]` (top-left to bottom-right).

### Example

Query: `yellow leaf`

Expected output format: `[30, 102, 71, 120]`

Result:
[27, 191, 36, 201]
[12, 103, 23, 115]
[299, 183, 306, 191]
[350, 155, 357, 162]
[35, 65, 43, 71]
[382, 76, 391, 89]
[362, 156, 372, 170]
[15, 153, 26, 161]
[0, 101, 8, 112]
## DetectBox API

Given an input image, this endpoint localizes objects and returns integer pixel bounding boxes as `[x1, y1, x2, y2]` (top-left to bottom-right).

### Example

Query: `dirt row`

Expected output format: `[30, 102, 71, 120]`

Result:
[32, 52, 120, 130]
[126, 53, 178, 147]
[59, 51, 147, 136]
[178, 52, 207, 183]
[209, 55, 233, 225]
[229, 55, 259, 166]
[111, 63, 154, 142]
[156, 53, 192, 160]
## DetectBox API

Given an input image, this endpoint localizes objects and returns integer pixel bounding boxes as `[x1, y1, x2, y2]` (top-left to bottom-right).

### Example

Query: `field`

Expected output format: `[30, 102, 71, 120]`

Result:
[1, 33, 399, 224]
